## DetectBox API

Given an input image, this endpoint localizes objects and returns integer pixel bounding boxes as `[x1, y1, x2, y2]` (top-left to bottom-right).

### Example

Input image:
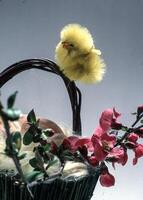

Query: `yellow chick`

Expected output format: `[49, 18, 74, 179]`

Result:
[55, 23, 105, 84]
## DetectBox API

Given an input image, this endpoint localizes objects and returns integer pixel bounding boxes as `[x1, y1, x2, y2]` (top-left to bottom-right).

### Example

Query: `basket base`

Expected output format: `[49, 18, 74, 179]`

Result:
[0, 168, 99, 200]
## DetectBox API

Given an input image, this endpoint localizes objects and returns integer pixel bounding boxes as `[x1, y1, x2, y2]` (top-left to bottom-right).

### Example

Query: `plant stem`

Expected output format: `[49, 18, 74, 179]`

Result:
[35, 147, 49, 177]
[114, 130, 131, 147]
[1, 114, 34, 199]
[132, 114, 143, 128]
[114, 113, 143, 148]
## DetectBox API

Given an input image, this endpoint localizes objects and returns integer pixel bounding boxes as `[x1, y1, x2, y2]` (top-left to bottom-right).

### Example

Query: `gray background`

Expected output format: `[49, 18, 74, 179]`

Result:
[0, 0, 143, 199]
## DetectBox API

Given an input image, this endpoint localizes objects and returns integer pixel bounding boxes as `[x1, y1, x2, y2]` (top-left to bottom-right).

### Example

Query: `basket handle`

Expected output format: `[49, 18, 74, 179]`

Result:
[0, 58, 82, 136]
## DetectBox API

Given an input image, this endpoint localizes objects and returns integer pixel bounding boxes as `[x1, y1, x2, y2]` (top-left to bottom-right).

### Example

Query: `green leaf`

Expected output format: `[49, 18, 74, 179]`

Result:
[4, 133, 21, 156]
[48, 159, 58, 168]
[18, 152, 27, 160]
[33, 135, 40, 143]
[43, 143, 51, 152]
[35, 148, 44, 169]
[29, 157, 38, 168]
[27, 109, 36, 124]
[62, 150, 75, 161]
[2, 108, 21, 121]
[121, 126, 128, 132]
[40, 132, 48, 140]
[12, 143, 19, 153]
[12, 132, 22, 151]
[5, 142, 18, 156]
[7, 91, 18, 109]
[63, 155, 74, 161]
[43, 129, 54, 137]
[63, 149, 73, 155]
[116, 136, 122, 141]
[23, 130, 33, 145]
[25, 171, 44, 182]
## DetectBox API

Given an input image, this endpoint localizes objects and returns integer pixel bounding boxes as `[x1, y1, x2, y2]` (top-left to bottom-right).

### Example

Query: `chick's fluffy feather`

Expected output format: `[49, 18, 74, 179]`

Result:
[55, 24, 105, 83]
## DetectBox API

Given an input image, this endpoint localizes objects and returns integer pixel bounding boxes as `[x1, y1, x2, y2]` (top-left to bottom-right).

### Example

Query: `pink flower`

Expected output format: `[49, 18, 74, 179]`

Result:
[75, 138, 94, 158]
[62, 136, 79, 151]
[75, 137, 93, 151]
[99, 108, 121, 131]
[111, 121, 122, 130]
[87, 155, 99, 167]
[133, 144, 143, 165]
[137, 128, 143, 138]
[126, 133, 139, 149]
[99, 170, 115, 187]
[62, 136, 93, 155]
[128, 133, 139, 143]
[107, 147, 128, 166]
[91, 127, 116, 161]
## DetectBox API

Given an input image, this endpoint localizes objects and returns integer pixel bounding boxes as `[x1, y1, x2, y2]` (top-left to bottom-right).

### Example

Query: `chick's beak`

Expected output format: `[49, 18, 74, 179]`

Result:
[62, 42, 69, 49]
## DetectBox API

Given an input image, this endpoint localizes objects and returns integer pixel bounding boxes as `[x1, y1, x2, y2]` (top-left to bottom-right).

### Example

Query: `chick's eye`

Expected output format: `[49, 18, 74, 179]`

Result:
[69, 44, 74, 47]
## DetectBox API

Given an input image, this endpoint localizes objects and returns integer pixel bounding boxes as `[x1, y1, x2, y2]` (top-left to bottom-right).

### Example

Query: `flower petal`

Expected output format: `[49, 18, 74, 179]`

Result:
[100, 171, 115, 187]
[133, 144, 143, 165]
[99, 109, 113, 131]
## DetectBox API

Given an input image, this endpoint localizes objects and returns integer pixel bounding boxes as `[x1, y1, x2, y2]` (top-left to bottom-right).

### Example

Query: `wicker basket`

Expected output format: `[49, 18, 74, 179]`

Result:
[0, 59, 99, 200]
